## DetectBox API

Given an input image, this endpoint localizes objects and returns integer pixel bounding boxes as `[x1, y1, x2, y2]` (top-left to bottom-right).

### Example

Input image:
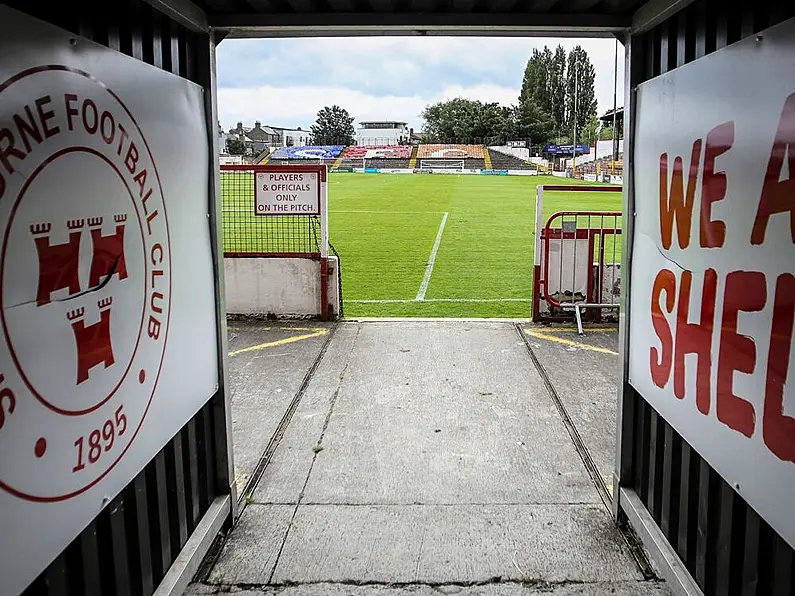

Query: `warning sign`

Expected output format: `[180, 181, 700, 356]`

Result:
[255, 168, 322, 215]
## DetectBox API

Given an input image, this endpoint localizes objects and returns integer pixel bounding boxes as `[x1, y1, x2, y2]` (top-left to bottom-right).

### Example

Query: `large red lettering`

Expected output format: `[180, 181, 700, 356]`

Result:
[751, 92, 795, 245]
[659, 139, 702, 250]
[763, 273, 795, 462]
[717, 271, 765, 438]
[650, 269, 676, 388]
[700, 122, 732, 248]
[674, 269, 717, 414]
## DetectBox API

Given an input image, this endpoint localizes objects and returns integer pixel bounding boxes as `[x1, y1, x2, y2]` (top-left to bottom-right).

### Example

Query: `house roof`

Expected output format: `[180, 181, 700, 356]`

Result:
[246, 126, 277, 140]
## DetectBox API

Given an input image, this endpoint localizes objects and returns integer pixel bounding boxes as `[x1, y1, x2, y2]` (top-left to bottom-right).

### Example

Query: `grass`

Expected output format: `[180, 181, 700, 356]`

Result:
[222, 172, 623, 318]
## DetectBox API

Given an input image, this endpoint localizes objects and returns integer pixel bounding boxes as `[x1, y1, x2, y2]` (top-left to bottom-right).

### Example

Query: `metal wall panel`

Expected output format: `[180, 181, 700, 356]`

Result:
[22, 400, 220, 596]
[3, 0, 203, 84]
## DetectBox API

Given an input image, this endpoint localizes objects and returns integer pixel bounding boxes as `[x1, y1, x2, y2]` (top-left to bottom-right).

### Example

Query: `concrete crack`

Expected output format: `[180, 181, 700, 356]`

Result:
[267, 324, 362, 584]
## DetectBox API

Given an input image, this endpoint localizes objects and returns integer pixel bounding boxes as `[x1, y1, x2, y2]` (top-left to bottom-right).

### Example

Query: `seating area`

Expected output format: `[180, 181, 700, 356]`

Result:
[487, 149, 537, 170]
[257, 144, 563, 174]
[343, 146, 412, 159]
[416, 144, 484, 159]
[269, 145, 344, 160]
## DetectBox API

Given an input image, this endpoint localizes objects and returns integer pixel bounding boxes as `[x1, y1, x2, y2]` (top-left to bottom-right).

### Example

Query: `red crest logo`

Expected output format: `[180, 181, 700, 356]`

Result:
[0, 66, 171, 502]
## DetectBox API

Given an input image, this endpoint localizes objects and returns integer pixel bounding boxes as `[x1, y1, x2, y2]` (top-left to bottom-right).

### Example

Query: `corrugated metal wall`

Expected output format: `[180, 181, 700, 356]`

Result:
[3, 2, 227, 595]
[5, 0, 202, 84]
[22, 404, 220, 595]
[625, 3, 795, 594]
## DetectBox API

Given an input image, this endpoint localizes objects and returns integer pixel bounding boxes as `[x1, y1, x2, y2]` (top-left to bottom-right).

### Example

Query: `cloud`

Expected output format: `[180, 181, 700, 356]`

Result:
[217, 36, 625, 131]
[219, 83, 519, 130]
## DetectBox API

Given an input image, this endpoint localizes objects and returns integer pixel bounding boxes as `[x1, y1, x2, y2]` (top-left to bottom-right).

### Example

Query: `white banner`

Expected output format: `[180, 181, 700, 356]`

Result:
[630, 18, 795, 549]
[255, 168, 321, 215]
[0, 8, 219, 593]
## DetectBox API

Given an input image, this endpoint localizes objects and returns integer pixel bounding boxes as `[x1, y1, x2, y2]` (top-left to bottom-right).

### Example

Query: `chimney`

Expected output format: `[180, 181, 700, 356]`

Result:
[254, 121, 261, 129]
[236, 121, 243, 132]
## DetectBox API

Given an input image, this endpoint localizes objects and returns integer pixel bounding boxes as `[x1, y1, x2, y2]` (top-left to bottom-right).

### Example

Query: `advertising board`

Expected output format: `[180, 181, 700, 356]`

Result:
[629, 18, 795, 549]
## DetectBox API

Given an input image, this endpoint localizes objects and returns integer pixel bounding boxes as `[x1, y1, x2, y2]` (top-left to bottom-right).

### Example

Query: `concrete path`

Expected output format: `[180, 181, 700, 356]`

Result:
[519, 324, 622, 501]
[226, 321, 333, 493]
[190, 321, 668, 595]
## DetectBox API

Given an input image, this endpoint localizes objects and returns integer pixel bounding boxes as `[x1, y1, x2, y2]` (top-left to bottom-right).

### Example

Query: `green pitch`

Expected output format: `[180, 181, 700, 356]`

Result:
[222, 173, 623, 318]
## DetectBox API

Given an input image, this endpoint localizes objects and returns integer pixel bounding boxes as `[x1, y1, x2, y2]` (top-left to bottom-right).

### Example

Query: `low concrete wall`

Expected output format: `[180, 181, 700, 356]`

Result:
[225, 255, 340, 319]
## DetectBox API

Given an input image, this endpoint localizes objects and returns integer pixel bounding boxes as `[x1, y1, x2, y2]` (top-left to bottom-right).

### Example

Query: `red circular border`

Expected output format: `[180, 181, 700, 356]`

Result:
[0, 65, 173, 502]
[0, 147, 147, 415]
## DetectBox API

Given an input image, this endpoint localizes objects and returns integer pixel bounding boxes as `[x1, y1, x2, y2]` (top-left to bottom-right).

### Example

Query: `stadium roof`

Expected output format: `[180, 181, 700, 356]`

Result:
[151, 0, 685, 38]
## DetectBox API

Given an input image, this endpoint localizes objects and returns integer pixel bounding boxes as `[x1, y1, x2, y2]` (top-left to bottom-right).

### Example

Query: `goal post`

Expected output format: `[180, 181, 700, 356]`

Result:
[419, 159, 465, 172]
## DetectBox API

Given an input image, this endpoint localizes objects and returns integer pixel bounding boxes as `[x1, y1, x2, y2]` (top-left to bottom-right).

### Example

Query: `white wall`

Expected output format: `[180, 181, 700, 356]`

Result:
[225, 256, 340, 318]
[489, 145, 530, 159]
[356, 127, 409, 146]
[564, 139, 624, 168]
[281, 129, 311, 146]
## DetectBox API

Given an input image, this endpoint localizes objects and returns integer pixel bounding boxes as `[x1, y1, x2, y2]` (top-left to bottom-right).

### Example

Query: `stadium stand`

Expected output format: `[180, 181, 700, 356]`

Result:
[269, 145, 344, 160]
[487, 150, 537, 170]
[334, 145, 412, 169]
[343, 146, 412, 159]
[416, 144, 484, 159]
[415, 145, 486, 169]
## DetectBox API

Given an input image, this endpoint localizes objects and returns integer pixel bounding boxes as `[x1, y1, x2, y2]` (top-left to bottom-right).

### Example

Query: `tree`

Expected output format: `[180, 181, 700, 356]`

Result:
[514, 99, 555, 145]
[599, 125, 619, 140]
[310, 105, 355, 145]
[565, 46, 598, 138]
[226, 138, 245, 155]
[519, 48, 550, 111]
[580, 116, 601, 146]
[549, 45, 568, 136]
[520, 45, 566, 137]
[421, 98, 513, 143]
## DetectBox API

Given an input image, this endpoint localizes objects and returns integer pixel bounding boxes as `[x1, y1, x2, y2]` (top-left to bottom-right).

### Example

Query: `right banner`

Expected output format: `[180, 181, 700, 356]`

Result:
[629, 17, 795, 549]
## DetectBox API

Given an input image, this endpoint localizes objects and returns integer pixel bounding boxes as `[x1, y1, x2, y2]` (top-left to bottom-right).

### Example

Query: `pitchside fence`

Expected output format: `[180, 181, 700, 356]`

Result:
[220, 164, 340, 318]
[532, 185, 624, 333]
[221, 165, 324, 257]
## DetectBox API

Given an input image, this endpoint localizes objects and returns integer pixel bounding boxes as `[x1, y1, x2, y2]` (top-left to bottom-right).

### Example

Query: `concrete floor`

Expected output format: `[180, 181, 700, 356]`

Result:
[188, 320, 669, 596]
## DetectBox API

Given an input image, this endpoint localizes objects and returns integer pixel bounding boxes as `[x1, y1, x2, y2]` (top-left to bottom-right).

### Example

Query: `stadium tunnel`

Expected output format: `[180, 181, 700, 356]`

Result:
[1, 0, 794, 595]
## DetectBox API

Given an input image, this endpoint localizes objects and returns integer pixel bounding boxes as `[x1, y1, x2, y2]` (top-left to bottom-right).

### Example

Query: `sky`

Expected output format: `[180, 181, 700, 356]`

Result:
[216, 37, 625, 133]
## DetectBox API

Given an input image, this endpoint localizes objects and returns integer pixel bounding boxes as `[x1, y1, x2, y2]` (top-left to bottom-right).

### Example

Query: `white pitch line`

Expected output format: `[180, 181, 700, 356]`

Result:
[348, 298, 532, 304]
[330, 210, 447, 214]
[415, 212, 449, 301]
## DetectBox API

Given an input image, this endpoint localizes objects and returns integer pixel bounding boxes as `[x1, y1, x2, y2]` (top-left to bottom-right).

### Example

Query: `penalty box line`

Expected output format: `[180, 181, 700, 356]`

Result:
[415, 212, 449, 301]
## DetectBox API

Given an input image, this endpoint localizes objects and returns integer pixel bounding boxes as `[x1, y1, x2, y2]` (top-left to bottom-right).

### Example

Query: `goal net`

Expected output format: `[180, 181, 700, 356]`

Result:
[419, 159, 465, 172]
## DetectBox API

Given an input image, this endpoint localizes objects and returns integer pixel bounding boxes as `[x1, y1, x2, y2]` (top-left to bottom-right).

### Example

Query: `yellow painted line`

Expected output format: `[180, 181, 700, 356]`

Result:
[228, 325, 327, 333]
[236, 473, 250, 493]
[538, 327, 618, 334]
[228, 327, 328, 356]
[331, 153, 345, 169]
[606, 477, 614, 499]
[524, 329, 619, 356]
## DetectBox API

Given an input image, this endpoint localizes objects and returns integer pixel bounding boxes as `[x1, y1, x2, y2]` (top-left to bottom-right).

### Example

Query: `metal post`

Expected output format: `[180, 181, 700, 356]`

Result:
[203, 29, 237, 515]
[613, 38, 619, 165]
[572, 58, 578, 176]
